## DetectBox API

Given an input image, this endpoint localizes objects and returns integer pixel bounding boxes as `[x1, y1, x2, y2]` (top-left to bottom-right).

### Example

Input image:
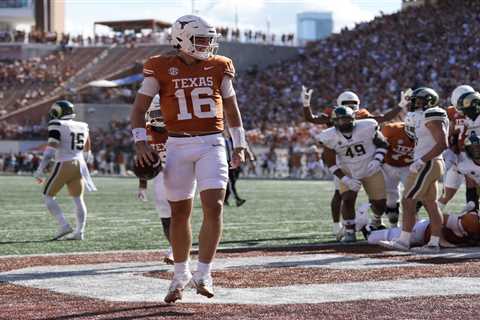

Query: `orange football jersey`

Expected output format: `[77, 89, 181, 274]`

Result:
[381, 122, 414, 167]
[143, 54, 235, 133]
[147, 125, 168, 162]
[447, 106, 466, 153]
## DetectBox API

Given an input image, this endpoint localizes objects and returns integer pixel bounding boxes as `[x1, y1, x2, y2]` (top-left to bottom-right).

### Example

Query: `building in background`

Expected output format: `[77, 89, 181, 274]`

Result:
[0, 0, 64, 33]
[296, 11, 332, 46]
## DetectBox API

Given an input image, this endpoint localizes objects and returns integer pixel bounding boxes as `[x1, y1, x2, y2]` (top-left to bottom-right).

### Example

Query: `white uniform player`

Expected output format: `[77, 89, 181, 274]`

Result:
[34, 100, 96, 240]
[319, 118, 382, 180]
[319, 107, 387, 243]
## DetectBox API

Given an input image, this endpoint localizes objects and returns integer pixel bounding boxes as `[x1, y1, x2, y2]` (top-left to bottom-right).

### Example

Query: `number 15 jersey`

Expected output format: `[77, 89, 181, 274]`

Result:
[143, 53, 235, 133]
[47, 119, 89, 162]
[318, 119, 379, 179]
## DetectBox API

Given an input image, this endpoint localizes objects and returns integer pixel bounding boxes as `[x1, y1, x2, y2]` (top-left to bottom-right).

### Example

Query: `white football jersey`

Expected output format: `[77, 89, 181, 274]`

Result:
[47, 119, 89, 162]
[464, 115, 480, 139]
[457, 156, 480, 184]
[318, 119, 379, 179]
[412, 107, 448, 161]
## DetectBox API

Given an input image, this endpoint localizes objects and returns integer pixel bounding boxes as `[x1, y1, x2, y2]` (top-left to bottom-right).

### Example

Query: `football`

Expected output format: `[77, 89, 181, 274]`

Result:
[133, 152, 162, 180]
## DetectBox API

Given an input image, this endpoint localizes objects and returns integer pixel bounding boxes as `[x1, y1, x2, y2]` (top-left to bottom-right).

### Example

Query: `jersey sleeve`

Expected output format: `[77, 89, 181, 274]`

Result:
[143, 56, 158, 78]
[47, 121, 62, 143]
[381, 125, 393, 140]
[317, 129, 334, 149]
[223, 57, 235, 78]
[424, 107, 447, 123]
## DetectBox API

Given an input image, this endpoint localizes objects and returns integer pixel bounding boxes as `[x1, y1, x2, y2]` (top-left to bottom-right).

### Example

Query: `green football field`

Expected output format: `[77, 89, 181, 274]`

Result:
[0, 175, 466, 256]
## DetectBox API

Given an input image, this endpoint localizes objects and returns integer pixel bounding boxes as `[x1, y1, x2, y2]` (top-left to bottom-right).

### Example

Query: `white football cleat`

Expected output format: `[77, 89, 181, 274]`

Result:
[411, 244, 440, 254]
[65, 232, 84, 241]
[378, 239, 410, 252]
[52, 225, 73, 240]
[163, 247, 174, 265]
[192, 272, 214, 298]
[164, 272, 192, 303]
[332, 223, 342, 236]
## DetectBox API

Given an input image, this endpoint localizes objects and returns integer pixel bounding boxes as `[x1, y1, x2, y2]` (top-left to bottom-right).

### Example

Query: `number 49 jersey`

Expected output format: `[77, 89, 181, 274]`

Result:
[143, 53, 235, 133]
[47, 119, 89, 162]
[318, 119, 379, 179]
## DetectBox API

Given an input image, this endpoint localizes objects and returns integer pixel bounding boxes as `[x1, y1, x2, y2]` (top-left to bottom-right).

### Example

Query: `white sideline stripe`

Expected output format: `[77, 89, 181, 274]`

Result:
[1, 256, 480, 304]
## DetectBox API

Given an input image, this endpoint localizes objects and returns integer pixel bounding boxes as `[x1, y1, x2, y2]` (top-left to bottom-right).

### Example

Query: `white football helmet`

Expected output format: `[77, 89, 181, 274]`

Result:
[337, 91, 360, 111]
[146, 95, 164, 128]
[451, 85, 474, 107]
[170, 15, 219, 60]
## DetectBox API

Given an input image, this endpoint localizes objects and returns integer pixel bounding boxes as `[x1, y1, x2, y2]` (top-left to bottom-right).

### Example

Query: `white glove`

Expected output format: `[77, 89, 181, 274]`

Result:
[137, 188, 148, 202]
[398, 88, 413, 110]
[301, 85, 313, 107]
[366, 159, 382, 176]
[409, 159, 425, 173]
[341, 176, 362, 192]
[84, 151, 94, 164]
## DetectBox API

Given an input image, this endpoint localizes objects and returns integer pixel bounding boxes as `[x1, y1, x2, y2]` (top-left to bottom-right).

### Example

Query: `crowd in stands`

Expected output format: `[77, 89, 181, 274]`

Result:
[237, 0, 480, 131]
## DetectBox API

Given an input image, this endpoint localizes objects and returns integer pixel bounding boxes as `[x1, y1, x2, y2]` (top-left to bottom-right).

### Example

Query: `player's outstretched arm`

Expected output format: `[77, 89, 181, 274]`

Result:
[224, 95, 246, 169]
[301, 85, 330, 125]
[130, 93, 156, 167]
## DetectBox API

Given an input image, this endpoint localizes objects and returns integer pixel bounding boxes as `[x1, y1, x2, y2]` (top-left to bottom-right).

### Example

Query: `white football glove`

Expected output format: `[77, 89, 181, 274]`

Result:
[398, 88, 413, 110]
[84, 151, 94, 164]
[366, 159, 382, 176]
[341, 176, 362, 192]
[409, 159, 425, 173]
[137, 188, 148, 202]
[301, 85, 313, 107]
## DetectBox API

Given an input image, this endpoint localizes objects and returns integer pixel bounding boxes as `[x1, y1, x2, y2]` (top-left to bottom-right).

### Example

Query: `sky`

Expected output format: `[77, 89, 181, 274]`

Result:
[64, 0, 401, 36]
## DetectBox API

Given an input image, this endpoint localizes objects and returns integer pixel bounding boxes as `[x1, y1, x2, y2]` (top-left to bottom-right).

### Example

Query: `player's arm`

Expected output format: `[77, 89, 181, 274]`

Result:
[373, 106, 403, 124]
[303, 108, 331, 125]
[223, 73, 246, 168]
[300, 85, 330, 125]
[34, 125, 60, 182]
[322, 144, 361, 191]
[421, 120, 448, 162]
[83, 135, 94, 164]
[130, 77, 156, 167]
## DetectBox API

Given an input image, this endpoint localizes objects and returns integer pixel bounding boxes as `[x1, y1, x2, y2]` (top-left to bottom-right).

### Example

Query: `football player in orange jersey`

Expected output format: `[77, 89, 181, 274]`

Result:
[130, 15, 246, 303]
[301, 86, 404, 235]
[381, 118, 415, 227]
[136, 95, 174, 265]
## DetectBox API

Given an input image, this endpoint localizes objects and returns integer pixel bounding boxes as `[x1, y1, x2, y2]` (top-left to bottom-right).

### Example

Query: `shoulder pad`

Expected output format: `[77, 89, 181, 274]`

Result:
[424, 107, 447, 120]
[357, 118, 378, 127]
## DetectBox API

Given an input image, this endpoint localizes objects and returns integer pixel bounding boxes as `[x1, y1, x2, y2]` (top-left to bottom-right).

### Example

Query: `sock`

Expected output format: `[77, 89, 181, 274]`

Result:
[44, 196, 69, 228]
[399, 231, 411, 244]
[174, 261, 190, 276]
[72, 196, 87, 234]
[197, 261, 212, 275]
[428, 236, 440, 247]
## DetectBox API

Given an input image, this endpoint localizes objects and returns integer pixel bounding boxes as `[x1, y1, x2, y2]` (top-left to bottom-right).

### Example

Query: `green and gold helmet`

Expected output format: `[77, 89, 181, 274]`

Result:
[48, 100, 75, 120]
[457, 91, 480, 121]
[409, 87, 439, 111]
[331, 106, 355, 133]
